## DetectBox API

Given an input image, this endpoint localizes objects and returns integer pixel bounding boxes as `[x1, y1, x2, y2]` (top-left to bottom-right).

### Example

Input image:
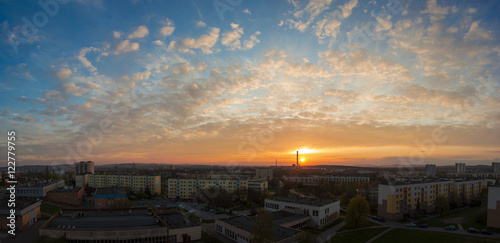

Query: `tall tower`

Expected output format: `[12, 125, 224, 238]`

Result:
[296, 151, 299, 166]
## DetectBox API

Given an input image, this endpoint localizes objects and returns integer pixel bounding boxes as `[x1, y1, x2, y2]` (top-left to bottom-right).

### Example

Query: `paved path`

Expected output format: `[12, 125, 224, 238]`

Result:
[366, 227, 393, 243]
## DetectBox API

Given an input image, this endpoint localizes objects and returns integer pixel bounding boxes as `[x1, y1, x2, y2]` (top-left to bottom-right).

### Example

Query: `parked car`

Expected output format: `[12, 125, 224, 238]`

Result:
[209, 209, 216, 213]
[418, 224, 428, 228]
[481, 229, 493, 235]
[444, 225, 456, 231]
[215, 211, 222, 214]
[406, 223, 417, 227]
[468, 228, 480, 233]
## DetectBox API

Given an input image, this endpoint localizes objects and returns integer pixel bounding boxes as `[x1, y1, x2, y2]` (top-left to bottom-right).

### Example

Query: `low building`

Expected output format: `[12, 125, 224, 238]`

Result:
[94, 187, 129, 209]
[39, 208, 168, 242]
[158, 212, 201, 242]
[0, 200, 41, 231]
[15, 180, 65, 199]
[265, 197, 340, 228]
[487, 186, 500, 229]
[45, 187, 84, 206]
[248, 178, 269, 191]
[215, 215, 304, 243]
[357, 184, 378, 203]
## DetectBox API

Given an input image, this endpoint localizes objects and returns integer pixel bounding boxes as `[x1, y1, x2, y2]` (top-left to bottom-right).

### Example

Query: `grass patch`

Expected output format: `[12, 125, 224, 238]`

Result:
[424, 205, 500, 233]
[188, 213, 200, 223]
[202, 231, 222, 243]
[338, 219, 381, 232]
[328, 227, 389, 243]
[372, 228, 500, 243]
[40, 203, 60, 215]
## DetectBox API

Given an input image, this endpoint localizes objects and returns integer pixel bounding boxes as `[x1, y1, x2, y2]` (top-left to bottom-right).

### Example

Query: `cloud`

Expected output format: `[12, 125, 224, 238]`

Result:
[420, 0, 449, 22]
[114, 40, 139, 55]
[83, 81, 100, 89]
[113, 31, 121, 38]
[128, 25, 149, 39]
[160, 18, 175, 37]
[243, 8, 251, 15]
[338, 0, 357, 19]
[63, 82, 85, 96]
[153, 40, 165, 46]
[16, 114, 36, 123]
[221, 23, 244, 50]
[464, 21, 494, 41]
[286, 0, 333, 32]
[168, 27, 220, 54]
[77, 47, 98, 72]
[196, 20, 207, 27]
[56, 68, 72, 81]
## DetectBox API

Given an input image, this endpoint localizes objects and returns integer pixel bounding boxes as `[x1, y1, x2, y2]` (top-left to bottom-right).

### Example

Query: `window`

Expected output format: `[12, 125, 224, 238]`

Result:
[313, 210, 318, 216]
[168, 235, 177, 243]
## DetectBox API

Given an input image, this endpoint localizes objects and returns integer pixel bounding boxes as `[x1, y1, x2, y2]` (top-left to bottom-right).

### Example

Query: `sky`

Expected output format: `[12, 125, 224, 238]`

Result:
[1, 0, 500, 167]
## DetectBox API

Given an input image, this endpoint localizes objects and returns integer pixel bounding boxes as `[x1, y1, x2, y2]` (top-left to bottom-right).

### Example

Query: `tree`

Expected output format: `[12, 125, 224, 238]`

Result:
[251, 210, 274, 242]
[435, 195, 450, 215]
[345, 195, 370, 228]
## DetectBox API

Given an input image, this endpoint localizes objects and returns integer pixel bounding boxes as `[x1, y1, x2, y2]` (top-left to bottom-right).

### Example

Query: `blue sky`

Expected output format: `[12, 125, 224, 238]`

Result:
[1, 0, 500, 166]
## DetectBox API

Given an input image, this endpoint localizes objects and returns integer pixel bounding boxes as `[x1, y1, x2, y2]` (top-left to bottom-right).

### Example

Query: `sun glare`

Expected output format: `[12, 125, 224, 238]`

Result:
[300, 158, 305, 162]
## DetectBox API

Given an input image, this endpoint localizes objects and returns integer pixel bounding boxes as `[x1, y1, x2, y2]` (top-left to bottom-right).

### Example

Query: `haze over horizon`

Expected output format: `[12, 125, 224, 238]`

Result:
[1, 0, 500, 167]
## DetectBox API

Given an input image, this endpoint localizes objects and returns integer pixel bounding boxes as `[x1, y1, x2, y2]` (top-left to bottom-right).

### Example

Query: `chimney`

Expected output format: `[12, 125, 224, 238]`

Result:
[296, 151, 299, 166]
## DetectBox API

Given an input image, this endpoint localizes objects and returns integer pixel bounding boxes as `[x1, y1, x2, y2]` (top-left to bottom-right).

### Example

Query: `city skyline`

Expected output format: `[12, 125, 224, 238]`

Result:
[1, 0, 500, 166]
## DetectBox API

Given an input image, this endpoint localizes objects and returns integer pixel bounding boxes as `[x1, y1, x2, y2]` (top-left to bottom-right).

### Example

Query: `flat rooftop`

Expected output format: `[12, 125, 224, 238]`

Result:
[159, 212, 199, 229]
[49, 187, 82, 193]
[270, 210, 310, 226]
[219, 216, 301, 241]
[268, 197, 336, 207]
[47, 209, 162, 231]
[17, 180, 64, 188]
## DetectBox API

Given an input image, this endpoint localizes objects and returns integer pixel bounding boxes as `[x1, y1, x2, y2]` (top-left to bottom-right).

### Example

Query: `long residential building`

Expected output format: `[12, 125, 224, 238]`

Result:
[15, 180, 65, 198]
[265, 197, 340, 228]
[76, 174, 161, 194]
[282, 175, 370, 185]
[378, 179, 485, 221]
[167, 178, 268, 199]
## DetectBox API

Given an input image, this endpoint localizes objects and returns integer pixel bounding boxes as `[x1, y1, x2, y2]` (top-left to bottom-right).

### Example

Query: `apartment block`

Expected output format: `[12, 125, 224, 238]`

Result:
[456, 163, 466, 174]
[265, 197, 340, 228]
[248, 178, 268, 191]
[74, 161, 95, 175]
[168, 178, 249, 199]
[283, 175, 370, 185]
[493, 162, 500, 173]
[81, 174, 161, 194]
[378, 179, 484, 221]
[487, 186, 500, 229]
[425, 164, 436, 177]
[255, 168, 274, 181]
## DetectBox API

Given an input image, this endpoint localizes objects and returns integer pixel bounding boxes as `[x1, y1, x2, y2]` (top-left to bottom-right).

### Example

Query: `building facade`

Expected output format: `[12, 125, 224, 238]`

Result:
[378, 179, 484, 221]
[74, 161, 95, 175]
[15, 180, 65, 198]
[487, 186, 500, 229]
[493, 162, 500, 173]
[167, 178, 249, 199]
[94, 187, 129, 209]
[456, 163, 466, 174]
[248, 178, 269, 191]
[255, 168, 274, 181]
[425, 164, 436, 177]
[264, 197, 340, 228]
[0, 201, 41, 231]
[283, 175, 370, 185]
[45, 187, 84, 206]
[84, 174, 161, 194]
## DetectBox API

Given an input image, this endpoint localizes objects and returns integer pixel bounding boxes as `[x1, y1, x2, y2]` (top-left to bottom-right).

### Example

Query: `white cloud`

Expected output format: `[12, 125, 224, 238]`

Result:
[114, 40, 139, 55]
[221, 23, 244, 50]
[243, 8, 251, 15]
[338, 0, 357, 19]
[168, 27, 220, 54]
[465, 21, 494, 41]
[128, 25, 149, 39]
[196, 20, 207, 27]
[77, 47, 98, 72]
[56, 68, 72, 81]
[243, 31, 261, 50]
[468, 8, 477, 14]
[63, 82, 85, 96]
[420, 0, 449, 22]
[286, 0, 333, 32]
[83, 81, 100, 89]
[113, 31, 121, 38]
[160, 18, 175, 36]
[197, 62, 208, 71]
[153, 40, 165, 46]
